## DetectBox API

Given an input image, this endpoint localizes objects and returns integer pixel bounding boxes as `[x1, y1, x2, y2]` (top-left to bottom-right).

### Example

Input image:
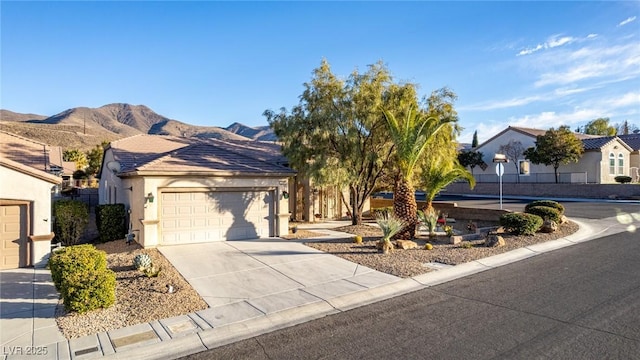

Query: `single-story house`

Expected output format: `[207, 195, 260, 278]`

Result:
[0, 130, 63, 269]
[472, 126, 633, 184]
[618, 134, 640, 182]
[98, 135, 295, 248]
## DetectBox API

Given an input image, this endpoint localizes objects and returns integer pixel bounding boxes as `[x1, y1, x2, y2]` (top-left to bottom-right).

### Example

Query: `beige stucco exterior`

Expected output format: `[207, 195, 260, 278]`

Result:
[474, 128, 632, 184]
[0, 162, 60, 267]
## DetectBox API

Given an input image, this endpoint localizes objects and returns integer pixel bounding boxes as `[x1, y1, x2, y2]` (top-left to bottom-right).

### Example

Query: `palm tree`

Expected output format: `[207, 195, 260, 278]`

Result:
[382, 105, 456, 239]
[422, 157, 476, 210]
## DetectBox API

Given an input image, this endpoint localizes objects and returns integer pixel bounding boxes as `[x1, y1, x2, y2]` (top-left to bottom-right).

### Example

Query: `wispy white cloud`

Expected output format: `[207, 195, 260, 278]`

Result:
[619, 16, 637, 27]
[605, 91, 640, 108]
[533, 42, 640, 87]
[517, 34, 582, 56]
[459, 86, 596, 111]
[460, 95, 543, 111]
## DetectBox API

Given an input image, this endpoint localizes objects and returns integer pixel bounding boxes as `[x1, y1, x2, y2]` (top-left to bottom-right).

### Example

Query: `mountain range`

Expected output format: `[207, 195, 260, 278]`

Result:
[0, 103, 276, 151]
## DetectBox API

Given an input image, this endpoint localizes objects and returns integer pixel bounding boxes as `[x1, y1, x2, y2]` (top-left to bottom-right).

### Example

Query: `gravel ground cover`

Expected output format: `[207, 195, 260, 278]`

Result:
[305, 221, 579, 278]
[54, 240, 208, 339]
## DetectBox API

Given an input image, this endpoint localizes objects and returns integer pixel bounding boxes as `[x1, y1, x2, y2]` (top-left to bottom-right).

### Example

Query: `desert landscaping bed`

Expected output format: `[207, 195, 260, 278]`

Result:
[304, 221, 579, 278]
[54, 240, 208, 339]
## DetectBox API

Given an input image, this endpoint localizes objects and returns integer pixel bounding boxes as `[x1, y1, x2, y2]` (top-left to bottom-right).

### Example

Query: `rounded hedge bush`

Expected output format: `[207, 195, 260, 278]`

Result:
[615, 175, 632, 184]
[525, 206, 561, 223]
[499, 212, 543, 235]
[524, 200, 565, 215]
[48, 245, 116, 314]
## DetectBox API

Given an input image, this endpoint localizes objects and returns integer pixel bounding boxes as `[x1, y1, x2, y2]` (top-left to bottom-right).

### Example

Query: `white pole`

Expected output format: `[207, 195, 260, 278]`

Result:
[499, 169, 503, 210]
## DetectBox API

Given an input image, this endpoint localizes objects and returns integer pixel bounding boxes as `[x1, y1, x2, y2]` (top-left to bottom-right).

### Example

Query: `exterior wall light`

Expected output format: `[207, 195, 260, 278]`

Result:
[282, 191, 289, 199]
[145, 192, 155, 203]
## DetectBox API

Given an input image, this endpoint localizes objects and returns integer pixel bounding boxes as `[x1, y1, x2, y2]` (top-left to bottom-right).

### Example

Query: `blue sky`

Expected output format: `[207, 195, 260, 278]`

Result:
[2, 1, 639, 143]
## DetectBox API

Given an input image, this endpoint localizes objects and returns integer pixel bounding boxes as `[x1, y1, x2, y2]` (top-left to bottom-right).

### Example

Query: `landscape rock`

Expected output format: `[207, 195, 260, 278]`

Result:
[449, 235, 463, 245]
[395, 240, 418, 250]
[540, 220, 558, 233]
[485, 234, 505, 247]
[560, 215, 568, 224]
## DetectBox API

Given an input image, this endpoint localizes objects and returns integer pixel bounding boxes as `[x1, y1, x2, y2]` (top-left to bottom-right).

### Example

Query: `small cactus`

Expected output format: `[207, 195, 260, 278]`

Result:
[353, 235, 363, 244]
[424, 243, 433, 250]
[133, 253, 152, 270]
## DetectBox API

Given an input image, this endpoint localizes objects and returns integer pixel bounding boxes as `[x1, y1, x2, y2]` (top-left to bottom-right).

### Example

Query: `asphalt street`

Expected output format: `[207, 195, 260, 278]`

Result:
[181, 230, 640, 359]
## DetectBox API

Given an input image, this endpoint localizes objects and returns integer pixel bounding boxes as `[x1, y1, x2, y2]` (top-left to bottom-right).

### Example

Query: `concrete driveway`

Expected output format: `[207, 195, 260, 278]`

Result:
[158, 237, 401, 316]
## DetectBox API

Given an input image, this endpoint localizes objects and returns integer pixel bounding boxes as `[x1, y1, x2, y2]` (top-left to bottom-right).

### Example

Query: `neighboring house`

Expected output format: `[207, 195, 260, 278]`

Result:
[472, 126, 633, 184]
[98, 135, 295, 248]
[618, 134, 640, 182]
[0, 130, 63, 269]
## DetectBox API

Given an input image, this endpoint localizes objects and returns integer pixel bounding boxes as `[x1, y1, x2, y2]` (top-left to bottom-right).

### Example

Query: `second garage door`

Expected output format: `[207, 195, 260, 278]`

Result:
[160, 191, 273, 245]
[0, 204, 27, 269]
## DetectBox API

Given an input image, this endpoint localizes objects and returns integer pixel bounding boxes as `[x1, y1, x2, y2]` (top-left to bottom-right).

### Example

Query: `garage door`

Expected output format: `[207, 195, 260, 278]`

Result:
[0, 204, 27, 269]
[160, 191, 273, 245]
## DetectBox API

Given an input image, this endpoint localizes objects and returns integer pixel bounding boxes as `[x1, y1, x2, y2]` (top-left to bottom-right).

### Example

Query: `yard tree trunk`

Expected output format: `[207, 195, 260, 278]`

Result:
[393, 176, 417, 239]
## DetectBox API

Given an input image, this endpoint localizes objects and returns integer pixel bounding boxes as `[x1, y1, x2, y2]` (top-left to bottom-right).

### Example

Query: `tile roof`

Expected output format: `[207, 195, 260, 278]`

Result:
[511, 126, 597, 140]
[618, 134, 640, 151]
[0, 130, 67, 174]
[581, 136, 618, 150]
[110, 135, 294, 176]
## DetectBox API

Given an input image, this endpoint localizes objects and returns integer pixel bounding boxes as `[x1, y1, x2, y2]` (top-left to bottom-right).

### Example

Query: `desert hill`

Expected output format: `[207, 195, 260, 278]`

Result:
[0, 103, 276, 151]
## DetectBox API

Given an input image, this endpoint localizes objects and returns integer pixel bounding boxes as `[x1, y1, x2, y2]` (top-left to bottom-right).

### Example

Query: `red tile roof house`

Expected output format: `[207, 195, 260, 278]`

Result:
[98, 135, 295, 248]
[472, 126, 634, 184]
[0, 130, 63, 269]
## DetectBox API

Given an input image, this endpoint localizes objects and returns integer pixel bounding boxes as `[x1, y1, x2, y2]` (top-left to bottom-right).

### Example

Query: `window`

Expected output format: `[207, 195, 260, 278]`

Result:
[609, 153, 615, 175]
[518, 160, 530, 175]
[618, 153, 624, 175]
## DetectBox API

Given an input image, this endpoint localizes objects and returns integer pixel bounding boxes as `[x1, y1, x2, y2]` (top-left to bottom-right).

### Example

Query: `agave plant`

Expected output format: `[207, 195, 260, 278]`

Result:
[418, 207, 439, 237]
[376, 214, 407, 254]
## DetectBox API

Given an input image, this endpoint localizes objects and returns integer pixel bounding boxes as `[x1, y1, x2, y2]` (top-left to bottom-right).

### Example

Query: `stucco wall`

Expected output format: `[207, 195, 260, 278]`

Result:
[445, 182, 640, 200]
[0, 166, 56, 267]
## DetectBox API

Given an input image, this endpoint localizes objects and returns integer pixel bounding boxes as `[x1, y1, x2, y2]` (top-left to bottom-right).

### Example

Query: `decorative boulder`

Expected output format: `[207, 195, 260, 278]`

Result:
[395, 240, 418, 250]
[540, 220, 558, 233]
[485, 234, 505, 247]
[449, 235, 463, 245]
[560, 215, 569, 224]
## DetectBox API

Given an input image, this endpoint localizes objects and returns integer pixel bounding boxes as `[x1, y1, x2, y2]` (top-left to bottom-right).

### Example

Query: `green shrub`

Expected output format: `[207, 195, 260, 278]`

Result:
[48, 245, 116, 313]
[95, 204, 127, 243]
[53, 199, 89, 246]
[524, 200, 565, 215]
[525, 206, 561, 223]
[615, 175, 632, 184]
[499, 212, 543, 235]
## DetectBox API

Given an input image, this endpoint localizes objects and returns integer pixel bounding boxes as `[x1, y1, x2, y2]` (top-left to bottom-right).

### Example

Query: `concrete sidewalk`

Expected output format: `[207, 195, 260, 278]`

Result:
[0, 216, 634, 360]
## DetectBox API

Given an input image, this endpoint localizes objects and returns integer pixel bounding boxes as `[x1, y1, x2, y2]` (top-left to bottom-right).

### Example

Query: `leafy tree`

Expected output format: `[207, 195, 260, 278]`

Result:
[457, 150, 484, 175]
[582, 118, 616, 136]
[85, 144, 105, 176]
[382, 91, 458, 239]
[471, 130, 479, 148]
[523, 126, 584, 183]
[265, 59, 414, 225]
[63, 149, 88, 170]
[498, 139, 525, 182]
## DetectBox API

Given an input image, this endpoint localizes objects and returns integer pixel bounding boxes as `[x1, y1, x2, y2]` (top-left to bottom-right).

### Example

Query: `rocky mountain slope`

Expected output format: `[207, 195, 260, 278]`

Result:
[0, 103, 276, 151]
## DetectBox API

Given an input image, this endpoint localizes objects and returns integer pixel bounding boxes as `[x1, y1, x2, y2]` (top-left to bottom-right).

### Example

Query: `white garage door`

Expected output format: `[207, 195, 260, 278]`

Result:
[160, 191, 273, 245]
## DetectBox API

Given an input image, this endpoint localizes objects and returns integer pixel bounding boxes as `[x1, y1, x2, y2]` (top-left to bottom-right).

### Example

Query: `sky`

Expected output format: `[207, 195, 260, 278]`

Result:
[1, 1, 639, 143]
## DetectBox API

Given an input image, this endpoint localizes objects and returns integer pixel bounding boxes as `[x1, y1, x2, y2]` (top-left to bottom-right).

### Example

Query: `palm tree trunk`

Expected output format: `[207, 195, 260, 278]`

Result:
[393, 177, 417, 239]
